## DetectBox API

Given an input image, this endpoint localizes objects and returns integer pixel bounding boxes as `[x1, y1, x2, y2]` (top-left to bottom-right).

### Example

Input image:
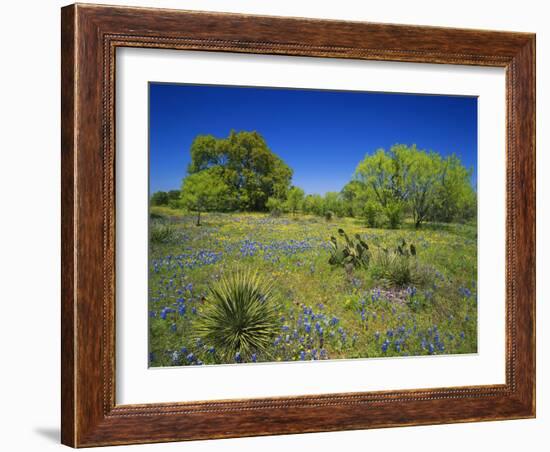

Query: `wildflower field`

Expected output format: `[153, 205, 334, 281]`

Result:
[148, 208, 477, 367]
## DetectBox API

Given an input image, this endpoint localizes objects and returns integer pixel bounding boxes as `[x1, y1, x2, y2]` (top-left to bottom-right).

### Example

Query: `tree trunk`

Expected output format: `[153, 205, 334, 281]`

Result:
[196, 210, 201, 226]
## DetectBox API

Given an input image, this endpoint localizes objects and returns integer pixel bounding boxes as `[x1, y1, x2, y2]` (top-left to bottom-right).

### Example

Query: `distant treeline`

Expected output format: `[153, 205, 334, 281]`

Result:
[151, 131, 476, 228]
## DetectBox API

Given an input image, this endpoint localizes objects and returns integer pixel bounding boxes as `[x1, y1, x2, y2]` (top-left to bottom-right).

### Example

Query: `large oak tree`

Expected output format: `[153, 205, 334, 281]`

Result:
[187, 131, 292, 211]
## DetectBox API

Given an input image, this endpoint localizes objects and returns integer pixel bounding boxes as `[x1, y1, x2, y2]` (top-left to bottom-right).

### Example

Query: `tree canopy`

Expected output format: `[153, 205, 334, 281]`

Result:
[175, 134, 475, 228]
[187, 130, 293, 211]
[180, 168, 229, 225]
[353, 144, 475, 227]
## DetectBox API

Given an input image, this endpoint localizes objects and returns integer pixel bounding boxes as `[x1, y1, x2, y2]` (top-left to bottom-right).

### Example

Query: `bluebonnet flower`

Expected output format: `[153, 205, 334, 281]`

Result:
[186, 353, 195, 363]
[251, 353, 257, 363]
[160, 307, 174, 320]
[208, 346, 215, 354]
[234, 352, 242, 363]
[381, 340, 390, 353]
[304, 323, 312, 334]
[375, 331, 380, 341]
[387, 329, 394, 338]
[299, 350, 306, 360]
[274, 336, 282, 346]
[460, 331, 466, 340]
[170, 323, 177, 332]
[330, 316, 339, 326]
[282, 325, 290, 332]
[428, 343, 435, 354]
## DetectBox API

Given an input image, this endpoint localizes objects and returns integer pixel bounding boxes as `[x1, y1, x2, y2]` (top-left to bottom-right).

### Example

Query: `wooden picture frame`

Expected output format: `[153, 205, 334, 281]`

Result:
[61, 3, 535, 447]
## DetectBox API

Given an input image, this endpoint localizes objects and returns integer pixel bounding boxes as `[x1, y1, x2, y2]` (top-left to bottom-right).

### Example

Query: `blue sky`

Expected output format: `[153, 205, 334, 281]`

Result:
[149, 83, 477, 195]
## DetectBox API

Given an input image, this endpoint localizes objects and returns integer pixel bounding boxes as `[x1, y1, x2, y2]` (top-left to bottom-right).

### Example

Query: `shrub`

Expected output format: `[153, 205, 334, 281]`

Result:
[371, 239, 431, 288]
[266, 197, 284, 217]
[328, 228, 370, 271]
[324, 210, 335, 221]
[363, 201, 380, 228]
[150, 211, 165, 221]
[195, 270, 279, 361]
[383, 201, 403, 229]
[150, 222, 176, 244]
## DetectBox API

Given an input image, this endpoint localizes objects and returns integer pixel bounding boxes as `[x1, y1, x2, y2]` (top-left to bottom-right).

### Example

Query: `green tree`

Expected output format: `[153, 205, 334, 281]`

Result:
[354, 144, 475, 228]
[187, 130, 292, 211]
[323, 192, 344, 217]
[402, 148, 443, 228]
[354, 147, 409, 211]
[285, 186, 305, 215]
[180, 168, 229, 226]
[363, 200, 381, 227]
[431, 155, 476, 223]
[266, 196, 284, 216]
[340, 180, 364, 217]
[167, 190, 180, 200]
[303, 194, 324, 216]
[150, 191, 169, 206]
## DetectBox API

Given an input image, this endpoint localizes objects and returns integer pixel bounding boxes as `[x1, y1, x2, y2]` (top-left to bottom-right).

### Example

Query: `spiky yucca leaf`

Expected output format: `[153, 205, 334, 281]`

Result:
[195, 270, 279, 362]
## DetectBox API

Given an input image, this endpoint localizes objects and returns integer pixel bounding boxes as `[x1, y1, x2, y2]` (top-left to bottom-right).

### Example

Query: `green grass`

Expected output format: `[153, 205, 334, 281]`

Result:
[148, 210, 477, 366]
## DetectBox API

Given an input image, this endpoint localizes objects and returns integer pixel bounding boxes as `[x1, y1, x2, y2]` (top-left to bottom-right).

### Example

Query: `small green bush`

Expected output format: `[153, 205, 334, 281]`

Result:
[363, 201, 380, 228]
[384, 201, 403, 229]
[371, 239, 431, 288]
[195, 270, 279, 361]
[266, 197, 284, 217]
[150, 222, 176, 244]
[324, 210, 335, 221]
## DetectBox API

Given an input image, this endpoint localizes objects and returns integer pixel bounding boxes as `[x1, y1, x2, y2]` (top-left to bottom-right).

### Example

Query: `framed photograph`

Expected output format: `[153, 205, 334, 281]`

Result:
[61, 3, 535, 447]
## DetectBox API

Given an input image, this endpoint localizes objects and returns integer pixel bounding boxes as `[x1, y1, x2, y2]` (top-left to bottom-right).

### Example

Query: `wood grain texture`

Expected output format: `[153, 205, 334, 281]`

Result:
[61, 3, 536, 447]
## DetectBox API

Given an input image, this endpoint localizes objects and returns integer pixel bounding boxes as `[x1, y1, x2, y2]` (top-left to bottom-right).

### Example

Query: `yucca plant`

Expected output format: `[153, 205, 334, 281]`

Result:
[195, 270, 279, 362]
[371, 239, 430, 288]
[150, 221, 176, 244]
